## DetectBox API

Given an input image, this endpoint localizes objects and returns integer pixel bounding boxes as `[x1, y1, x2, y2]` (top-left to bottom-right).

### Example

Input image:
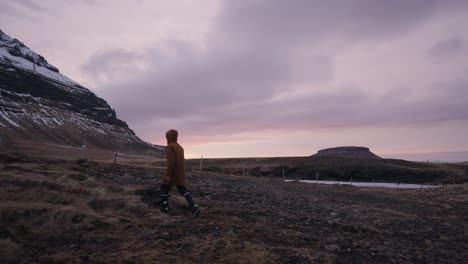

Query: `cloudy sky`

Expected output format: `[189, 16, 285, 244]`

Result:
[1, 0, 468, 159]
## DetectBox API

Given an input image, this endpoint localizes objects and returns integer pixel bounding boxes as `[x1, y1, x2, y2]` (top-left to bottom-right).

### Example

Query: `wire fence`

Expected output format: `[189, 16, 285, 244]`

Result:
[1, 139, 165, 166]
[193, 157, 466, 189]
[2, 135, 466, 188]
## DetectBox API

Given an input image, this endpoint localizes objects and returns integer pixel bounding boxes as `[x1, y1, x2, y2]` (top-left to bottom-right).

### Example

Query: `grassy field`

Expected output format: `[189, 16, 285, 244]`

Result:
[1, 139, 164, 165]
[3, 138, 466, 185]
[0, 151, 466, 263]
[185, 156, 468, 184]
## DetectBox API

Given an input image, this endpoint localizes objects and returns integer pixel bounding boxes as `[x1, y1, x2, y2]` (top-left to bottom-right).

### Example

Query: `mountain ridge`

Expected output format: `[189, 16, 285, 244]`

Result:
[0, 29, 162, 155]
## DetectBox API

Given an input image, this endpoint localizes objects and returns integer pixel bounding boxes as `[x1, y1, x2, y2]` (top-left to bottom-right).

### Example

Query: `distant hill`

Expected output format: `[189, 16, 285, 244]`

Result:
[312, 146, 381, 159]
[382, 150, 468, 163]
[0, 29, 163, 156]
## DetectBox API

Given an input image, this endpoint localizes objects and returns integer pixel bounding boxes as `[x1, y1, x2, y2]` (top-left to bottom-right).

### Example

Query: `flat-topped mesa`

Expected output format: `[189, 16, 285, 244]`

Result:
[313, 146, 381, 159]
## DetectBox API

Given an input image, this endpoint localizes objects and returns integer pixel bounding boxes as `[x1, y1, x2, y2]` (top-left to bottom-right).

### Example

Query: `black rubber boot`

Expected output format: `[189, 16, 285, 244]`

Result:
[161, 194, 170, 213]
[183, 192, 200, 218]
[191, 204, 201, 219]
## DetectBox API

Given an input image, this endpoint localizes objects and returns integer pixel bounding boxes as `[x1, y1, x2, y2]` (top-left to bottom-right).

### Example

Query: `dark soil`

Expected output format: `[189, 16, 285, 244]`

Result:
[0, 153, 466, 263]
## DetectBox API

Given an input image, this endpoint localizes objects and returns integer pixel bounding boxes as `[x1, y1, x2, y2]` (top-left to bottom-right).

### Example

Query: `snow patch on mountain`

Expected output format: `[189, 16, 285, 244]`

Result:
[0, 110, 20, 127]
[0, 29, 83, 90]
[0, 29, 162, 154]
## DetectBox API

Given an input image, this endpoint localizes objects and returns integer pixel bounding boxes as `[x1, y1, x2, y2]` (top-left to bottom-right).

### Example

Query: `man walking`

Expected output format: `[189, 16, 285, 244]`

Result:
[160, 129, 200, 218]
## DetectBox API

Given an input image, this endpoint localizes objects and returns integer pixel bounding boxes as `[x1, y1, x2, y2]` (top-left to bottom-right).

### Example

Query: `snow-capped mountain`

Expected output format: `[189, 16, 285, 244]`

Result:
[0, 29, 162, 154]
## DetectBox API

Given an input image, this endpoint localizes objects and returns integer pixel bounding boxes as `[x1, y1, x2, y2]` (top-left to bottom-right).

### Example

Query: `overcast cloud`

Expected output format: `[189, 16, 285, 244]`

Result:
[1, 0, 468, 158]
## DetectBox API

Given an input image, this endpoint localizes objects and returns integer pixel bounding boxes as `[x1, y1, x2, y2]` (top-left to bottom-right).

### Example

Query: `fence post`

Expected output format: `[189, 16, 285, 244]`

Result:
[199, 156, 203, 175]
[242, 161, 245, 177]
[316, 168, 319, 183]
[365, 165, 369, 182]
[343, 165, 346, 182]
[146, 149, 150, 167]
[282, 167, 285, 180]
[114, 152, 118, 164]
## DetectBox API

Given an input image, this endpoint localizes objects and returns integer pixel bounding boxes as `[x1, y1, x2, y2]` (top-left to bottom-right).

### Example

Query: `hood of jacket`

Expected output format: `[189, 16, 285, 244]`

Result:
[166, 129, 178, 144]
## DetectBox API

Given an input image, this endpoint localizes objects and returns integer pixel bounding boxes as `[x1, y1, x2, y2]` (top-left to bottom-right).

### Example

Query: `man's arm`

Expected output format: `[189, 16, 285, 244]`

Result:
[165, 145, 176, 179]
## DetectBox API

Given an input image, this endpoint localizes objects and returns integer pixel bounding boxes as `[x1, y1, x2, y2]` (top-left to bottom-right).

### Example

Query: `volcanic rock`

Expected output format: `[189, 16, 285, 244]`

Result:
[0, 28, 161, 154]
[313, 146, 381, 159]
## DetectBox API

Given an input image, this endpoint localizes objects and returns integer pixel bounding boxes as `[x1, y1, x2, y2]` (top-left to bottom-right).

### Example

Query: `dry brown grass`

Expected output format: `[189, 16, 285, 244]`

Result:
[0, 152, 467, 263]
[186, 155, 466, 184]
[2, 139, 165, 167]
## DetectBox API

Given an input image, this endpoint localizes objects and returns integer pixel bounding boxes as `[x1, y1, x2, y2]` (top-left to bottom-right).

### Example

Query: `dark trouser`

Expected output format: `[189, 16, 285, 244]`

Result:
[160, 184, 197, 211]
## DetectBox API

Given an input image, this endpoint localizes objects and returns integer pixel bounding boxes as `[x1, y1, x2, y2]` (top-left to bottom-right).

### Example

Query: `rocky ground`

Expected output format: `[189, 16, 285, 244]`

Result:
[0, 152, 466, 263]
